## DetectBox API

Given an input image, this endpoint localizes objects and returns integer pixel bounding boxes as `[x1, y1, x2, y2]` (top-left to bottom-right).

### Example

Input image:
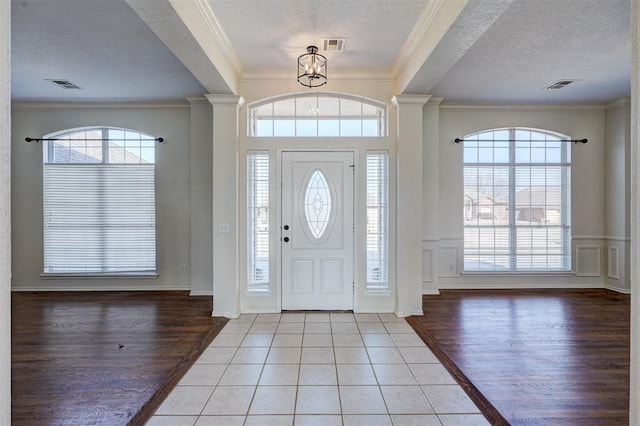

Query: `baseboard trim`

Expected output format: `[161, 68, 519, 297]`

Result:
[422, 286, 441, 295]
[436, 283, 605, 291]
[353, 308, 395, 314]
[212, 309, 240, 319]
[189, 290, 213, 296]
[605, 284, 631, 294]
[12, 285, 191, 292]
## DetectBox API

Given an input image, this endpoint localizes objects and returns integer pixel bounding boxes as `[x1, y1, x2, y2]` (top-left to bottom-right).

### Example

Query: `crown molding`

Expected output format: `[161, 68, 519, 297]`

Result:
[241, 69, 394, 82]
[605, 97, 631, 111]
[192, 0, 243, 79]
[391, 94, 432, 107]
[392, 0, 445, 79]
[186, 95, 209, 104]
[439, 103, 607, 112]
[205, 94, 245, 108]
[12, 101, 190, 110]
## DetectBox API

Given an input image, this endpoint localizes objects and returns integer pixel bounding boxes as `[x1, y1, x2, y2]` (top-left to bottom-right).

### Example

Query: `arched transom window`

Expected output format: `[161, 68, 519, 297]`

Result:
[249, 93, 386, 137]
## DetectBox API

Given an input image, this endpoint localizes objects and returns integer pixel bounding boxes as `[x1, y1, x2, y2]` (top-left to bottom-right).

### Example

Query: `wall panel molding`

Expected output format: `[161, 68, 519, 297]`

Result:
[608, 246, 620, 280]
[575, 245, 601, 277]
[438, 246, 459, 278]
[422, 248, 433, 282]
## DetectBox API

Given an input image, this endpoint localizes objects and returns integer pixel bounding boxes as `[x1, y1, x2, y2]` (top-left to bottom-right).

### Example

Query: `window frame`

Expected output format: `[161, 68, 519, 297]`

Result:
[463, 127, 571, 273]
[248, 93, 387, 138]
[42, 126, 157, 277]
[246, 151, 270, 292]
[365, 150, 390, 290]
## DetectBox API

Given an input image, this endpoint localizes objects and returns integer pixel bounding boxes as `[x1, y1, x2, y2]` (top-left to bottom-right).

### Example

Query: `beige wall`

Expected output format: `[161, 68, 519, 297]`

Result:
[9, 94, 632, 301]
[10, 104, 207, 292]
[434, 104, 611, 289]
[1, 1, 11, 423]
[604, 99, 631, 291]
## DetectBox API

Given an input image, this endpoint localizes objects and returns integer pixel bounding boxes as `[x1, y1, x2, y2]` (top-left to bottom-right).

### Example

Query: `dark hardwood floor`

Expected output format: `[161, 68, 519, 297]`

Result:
[11, 291, 228, 426]
[407, 289, 630, 426]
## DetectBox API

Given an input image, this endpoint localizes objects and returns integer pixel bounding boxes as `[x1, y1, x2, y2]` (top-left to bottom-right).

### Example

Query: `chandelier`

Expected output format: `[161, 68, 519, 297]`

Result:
[297, 46, 327, 88]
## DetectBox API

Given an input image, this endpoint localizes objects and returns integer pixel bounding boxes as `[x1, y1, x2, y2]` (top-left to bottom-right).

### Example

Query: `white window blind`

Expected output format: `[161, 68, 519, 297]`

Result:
[463, 128, 571, 272]
[247, 152, 270, 291]
[43, 128, 156, 274]
[366, 151, 389, 289]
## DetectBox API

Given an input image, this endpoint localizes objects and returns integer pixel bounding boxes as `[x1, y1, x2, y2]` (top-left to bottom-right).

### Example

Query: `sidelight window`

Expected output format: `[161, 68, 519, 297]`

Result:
[366, 151, 389, 289]
[247, 152, 270, 290]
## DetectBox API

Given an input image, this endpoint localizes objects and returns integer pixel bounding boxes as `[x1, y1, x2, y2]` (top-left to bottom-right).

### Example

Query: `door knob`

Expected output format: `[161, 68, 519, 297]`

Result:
[283, 237, 290, 242]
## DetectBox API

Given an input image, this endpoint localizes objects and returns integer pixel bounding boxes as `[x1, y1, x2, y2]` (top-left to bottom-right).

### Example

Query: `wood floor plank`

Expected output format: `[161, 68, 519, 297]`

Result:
[11, 291, 228, 426]
[407, 289, 630, 426]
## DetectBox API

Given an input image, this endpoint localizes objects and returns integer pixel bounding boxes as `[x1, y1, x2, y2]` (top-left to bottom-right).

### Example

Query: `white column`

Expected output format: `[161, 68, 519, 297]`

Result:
[0, 1, 10, 424]
[206, 94, 244, 318]
[187, 96, 213, 296]
[392, 94, 430, 317]
[422, 97, 443, 295]
[629, 0, 639, 423]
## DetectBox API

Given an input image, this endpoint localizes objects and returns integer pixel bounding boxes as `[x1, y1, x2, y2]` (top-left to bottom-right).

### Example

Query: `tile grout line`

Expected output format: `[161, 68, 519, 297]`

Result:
[151, 311, 488, 425]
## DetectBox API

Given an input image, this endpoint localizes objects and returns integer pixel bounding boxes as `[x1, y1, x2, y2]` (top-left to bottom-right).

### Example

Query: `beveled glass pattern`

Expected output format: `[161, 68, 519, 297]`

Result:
[304, 170, 332, 239]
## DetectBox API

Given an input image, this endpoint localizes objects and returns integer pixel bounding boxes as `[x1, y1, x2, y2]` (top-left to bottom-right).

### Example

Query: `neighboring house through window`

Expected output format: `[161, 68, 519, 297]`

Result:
[463, 128, 571, 272]
[43, 127, 156, 274]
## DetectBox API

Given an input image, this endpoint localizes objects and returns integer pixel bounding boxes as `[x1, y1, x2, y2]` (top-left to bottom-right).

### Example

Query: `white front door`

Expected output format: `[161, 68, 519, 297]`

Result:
[281, 151, 354, 310]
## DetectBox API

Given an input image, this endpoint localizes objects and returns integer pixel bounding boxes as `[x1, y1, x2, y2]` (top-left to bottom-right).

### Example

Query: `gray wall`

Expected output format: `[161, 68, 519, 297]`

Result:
[10, 99, 631, 295]
[604, 99, 631, 291]
[10, 103, 213, 292]
[433, 104, 615, 289]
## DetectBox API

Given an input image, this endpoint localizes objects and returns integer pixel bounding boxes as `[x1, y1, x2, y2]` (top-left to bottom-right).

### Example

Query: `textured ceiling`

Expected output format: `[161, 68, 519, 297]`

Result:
[425, 0, 631, 103]
[11, 0, 208, 102]
[207, 0, 428, 73]
[10, 0, 633, 104]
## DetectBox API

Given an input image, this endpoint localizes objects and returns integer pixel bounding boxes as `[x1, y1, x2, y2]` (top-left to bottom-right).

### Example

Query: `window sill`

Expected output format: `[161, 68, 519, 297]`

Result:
[41, 272, 159, 280]
[363, 288, 392, 296]
[461, 271, 574, 277]
[243, 289, 273, 296]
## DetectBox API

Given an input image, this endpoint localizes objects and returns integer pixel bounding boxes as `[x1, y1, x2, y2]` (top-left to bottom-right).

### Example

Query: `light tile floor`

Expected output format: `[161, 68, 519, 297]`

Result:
[147, 313, 489, 426]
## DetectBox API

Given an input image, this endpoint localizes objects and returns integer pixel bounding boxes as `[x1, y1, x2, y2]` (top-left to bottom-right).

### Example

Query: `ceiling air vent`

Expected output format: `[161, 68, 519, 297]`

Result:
[545, 79, 576, 90]
[45, 79, 82, 90]
[322, 38, 346, 52]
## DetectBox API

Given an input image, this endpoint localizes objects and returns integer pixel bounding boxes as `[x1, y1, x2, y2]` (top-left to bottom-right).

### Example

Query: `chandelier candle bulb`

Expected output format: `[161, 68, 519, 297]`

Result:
[297, 45, 327, 88]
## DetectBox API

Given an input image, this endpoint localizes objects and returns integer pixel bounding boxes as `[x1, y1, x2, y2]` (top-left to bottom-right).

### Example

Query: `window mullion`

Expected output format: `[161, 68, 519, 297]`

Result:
[508, 128, 517, 271]
[561, 144, 570, 270]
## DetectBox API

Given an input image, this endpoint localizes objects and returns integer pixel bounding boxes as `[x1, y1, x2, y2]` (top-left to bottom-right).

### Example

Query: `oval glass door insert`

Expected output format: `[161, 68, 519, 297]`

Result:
[304, 170, 332, 239]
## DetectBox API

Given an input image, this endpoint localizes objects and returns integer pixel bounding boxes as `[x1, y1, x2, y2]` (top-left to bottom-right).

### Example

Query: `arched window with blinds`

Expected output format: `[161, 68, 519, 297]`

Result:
[42, 127, 156, 275]
[463, 128, 571, 272]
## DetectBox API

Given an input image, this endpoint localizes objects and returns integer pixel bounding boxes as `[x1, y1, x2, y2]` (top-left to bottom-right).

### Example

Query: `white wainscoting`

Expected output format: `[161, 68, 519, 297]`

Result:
[604, 236, 630, 293]
[438, 247, 460, 278]
[575, 245, 601, 277]
[432, 236, 606, 291]
[421, 239, 439, 294]
[608, 246, 619, 280]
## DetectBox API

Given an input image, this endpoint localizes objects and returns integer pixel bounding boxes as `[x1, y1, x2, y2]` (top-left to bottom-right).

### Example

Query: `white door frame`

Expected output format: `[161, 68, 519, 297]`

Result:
[277, 147, 358, 311]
